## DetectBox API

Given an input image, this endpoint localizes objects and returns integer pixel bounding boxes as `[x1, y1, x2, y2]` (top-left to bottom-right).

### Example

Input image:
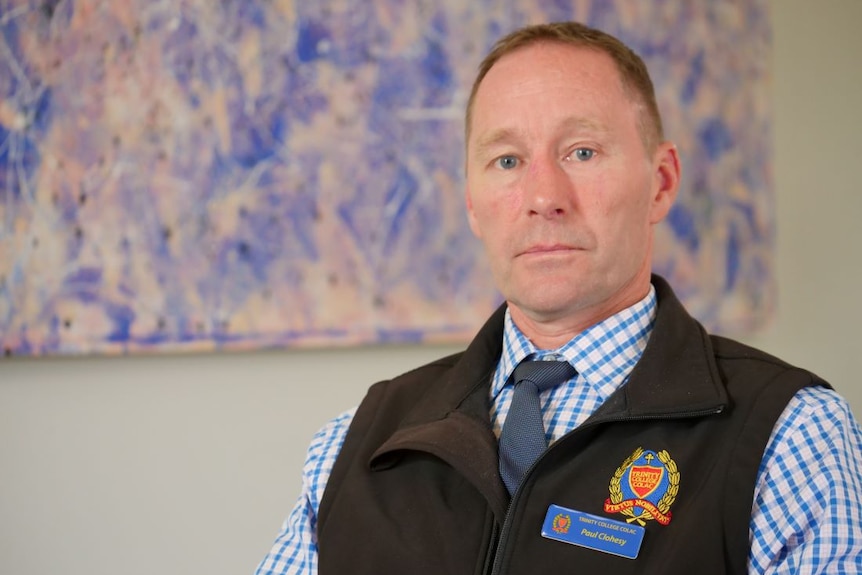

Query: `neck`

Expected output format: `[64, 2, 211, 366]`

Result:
[509, 275, 653, 350]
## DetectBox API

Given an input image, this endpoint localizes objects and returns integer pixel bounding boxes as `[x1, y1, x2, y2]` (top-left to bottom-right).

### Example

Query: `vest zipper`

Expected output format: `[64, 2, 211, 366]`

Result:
[485, 405, 724, 575]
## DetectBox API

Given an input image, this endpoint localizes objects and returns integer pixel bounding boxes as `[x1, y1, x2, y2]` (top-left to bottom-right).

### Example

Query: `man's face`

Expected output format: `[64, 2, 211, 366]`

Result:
[466, 42, 678, 331]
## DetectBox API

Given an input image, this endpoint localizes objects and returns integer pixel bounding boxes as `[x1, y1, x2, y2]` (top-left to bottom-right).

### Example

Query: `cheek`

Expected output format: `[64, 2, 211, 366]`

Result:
[471, 195, 521, 259]
[590, 183, 653, 246]
[471, 183, 520, 225]
[498, 192, 522, 220]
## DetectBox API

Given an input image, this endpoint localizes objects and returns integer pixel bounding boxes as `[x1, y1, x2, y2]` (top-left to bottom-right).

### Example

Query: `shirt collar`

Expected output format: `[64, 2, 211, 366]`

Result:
[491, 285, 657, 399]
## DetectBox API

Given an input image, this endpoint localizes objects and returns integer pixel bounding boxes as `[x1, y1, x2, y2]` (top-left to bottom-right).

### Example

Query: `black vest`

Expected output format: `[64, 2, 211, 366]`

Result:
[317, 277, 825, 574]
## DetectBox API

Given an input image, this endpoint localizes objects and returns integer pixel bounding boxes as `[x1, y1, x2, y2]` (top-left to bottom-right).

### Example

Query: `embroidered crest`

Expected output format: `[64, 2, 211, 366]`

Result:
[603, 447, 679, 526]
[551, 512, 572, 534]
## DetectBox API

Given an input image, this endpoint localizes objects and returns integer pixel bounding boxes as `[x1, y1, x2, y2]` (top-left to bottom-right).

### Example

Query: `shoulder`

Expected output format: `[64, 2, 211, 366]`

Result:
[709, 335, 830, 395]
[761, 386, 862, 505]
[366, 351, 466, 396]
[710, 334, 806, 372]
[304, 407, 358, 511]
[767, 385, 861, 458]
[751, 386, 862, 571]
[351, 351, 468, 423]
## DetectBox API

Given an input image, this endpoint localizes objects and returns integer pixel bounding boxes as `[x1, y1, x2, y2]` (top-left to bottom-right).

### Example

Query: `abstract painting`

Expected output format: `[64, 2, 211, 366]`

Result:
[0, 0, 773, 355]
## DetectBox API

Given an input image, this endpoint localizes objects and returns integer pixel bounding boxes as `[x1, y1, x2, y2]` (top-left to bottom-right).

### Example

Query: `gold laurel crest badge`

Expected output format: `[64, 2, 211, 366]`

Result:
[551, 512, 572, 534]
[603, 447, 679, 526]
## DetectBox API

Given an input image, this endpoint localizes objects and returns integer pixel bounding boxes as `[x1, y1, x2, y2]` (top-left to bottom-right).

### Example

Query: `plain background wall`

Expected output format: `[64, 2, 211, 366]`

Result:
[2, 1, 861, 573]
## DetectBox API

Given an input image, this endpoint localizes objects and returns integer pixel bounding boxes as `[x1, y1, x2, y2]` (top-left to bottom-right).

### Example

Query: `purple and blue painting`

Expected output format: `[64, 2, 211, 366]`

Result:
[0, 0, 773, 355]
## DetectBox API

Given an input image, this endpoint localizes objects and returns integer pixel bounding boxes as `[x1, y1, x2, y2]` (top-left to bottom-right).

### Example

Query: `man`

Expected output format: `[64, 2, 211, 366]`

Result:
[256, 22, 862, 574]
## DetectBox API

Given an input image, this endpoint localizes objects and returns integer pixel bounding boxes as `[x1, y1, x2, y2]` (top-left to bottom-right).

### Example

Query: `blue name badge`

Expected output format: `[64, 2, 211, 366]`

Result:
[541, 504, 645, 559]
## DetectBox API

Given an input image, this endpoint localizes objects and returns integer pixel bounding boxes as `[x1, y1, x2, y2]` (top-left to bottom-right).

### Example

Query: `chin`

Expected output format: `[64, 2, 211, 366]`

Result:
[510, 286, 584, 320]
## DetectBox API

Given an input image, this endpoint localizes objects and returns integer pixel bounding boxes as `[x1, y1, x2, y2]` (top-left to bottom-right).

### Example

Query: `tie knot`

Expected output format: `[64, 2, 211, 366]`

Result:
[512, 359, 576, 393]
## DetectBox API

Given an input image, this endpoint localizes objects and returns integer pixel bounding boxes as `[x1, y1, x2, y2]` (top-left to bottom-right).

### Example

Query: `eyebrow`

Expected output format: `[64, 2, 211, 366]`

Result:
[471, 116, 611, 156]
[472, 128, 522, 158]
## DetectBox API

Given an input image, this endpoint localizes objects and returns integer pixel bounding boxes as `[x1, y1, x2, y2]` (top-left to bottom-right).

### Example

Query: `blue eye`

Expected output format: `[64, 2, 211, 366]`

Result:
[496, 155, 519, 170]
[571, 148, 595, 161]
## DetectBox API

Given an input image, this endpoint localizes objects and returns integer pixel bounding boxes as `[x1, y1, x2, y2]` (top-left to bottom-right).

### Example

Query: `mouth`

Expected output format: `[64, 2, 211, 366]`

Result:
[517, 244, 578, 257]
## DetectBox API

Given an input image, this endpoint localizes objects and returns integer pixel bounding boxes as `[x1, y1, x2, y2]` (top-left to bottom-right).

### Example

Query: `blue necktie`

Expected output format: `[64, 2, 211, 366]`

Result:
[499, 359, 577, 495]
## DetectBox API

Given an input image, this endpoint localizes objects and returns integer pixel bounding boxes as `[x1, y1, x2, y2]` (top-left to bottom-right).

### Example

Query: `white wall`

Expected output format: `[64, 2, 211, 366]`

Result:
[2, 2, 861, 574]
[742, 1, 862, 394]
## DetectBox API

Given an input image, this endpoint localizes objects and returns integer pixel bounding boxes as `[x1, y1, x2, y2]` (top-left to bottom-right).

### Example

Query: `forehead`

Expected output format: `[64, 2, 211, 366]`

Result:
[469, 42, 635, 142]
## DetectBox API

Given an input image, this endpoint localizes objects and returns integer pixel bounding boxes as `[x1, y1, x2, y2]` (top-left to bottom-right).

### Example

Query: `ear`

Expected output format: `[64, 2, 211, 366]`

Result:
[648, 142, 681, 224]
[465, 186, 483, 238]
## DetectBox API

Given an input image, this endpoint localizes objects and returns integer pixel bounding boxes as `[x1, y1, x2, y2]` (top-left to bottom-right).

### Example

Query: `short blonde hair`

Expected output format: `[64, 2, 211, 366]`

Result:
[465, 22, 664, 152]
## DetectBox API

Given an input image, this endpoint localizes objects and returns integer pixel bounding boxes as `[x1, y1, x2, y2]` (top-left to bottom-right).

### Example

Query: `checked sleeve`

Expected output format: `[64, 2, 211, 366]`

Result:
[253, 409, 355, 575]
[748, 386, 862, 573]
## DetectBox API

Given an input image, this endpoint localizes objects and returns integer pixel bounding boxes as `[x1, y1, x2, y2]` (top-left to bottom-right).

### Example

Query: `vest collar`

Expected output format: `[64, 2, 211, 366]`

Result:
[592, 275, 728, 420]
[369, 275, 728, 518]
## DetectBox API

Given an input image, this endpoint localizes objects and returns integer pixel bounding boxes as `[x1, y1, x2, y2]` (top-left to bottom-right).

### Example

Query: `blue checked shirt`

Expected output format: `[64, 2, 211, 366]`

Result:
[255, 287, 862, 574]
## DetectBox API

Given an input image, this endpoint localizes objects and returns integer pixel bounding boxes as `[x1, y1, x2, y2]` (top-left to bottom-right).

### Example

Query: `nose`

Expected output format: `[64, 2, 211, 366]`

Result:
[523, 155, 572, 219]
